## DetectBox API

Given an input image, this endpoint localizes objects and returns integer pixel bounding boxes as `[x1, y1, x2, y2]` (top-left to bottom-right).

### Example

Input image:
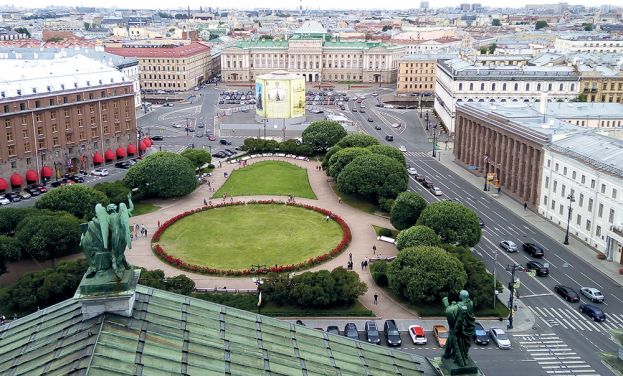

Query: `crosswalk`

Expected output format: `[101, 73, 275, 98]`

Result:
[529, 306, 623, 333]
[514, 333, 598, 375]
[404, 151, 432, 158]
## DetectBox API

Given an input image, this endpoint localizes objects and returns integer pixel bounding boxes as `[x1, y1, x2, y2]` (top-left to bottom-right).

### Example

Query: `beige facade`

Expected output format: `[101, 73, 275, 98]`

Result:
[396, 57, 437, 95]
[579, 74, 623, 104]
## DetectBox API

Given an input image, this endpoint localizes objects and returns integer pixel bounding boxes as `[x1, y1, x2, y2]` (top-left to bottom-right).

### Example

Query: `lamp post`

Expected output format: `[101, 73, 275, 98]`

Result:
[483, 154, 490, 192]
[563, 193, 576, 245]
[505, 264, 524, 329]
[251, 264, 266, 314]
[431, 125, 437, 158]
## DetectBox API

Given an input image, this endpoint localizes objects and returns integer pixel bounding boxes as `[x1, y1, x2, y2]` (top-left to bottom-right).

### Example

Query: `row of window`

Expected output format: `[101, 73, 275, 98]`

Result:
[458, 82, 575, 92]
[401, 76, 433, 82]
[399, 83, 433, 90]
[401, 63, 434, 68]
[141, 74, 187, 80]
[1, 81, 125, 100]
[547, 160, 619, 199]
[583, 82, 623, 91]
[1, 89, 131, 114]
[544, 195, 615, 238]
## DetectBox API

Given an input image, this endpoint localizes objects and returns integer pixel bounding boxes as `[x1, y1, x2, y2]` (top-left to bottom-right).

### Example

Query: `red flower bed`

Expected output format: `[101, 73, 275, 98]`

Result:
[151, 200, 352, 276]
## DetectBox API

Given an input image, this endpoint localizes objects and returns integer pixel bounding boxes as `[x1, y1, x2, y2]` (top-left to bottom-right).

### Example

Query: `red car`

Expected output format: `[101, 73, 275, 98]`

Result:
[208, 135, 216, 141]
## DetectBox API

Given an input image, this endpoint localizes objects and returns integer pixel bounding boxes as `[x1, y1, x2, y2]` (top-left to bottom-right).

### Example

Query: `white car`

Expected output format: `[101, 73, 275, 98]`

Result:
[500, 240, 518, 252]
[384, 104, 395, 109]
[0, 195, 10, 205]
[399, 146, 407, 152]
[408, 325, 427, 345]
[430, 186, 443, 196]
[391, 123, 400, 128]
[91, 169, 109, 176]
[360, 104, 366, 108]
[371, 92, 379, 97]
[407, 167, 417, 175]
[489, 328, 512, 349]
[172, 124, 183, 128]
[580, 287, 604, 303]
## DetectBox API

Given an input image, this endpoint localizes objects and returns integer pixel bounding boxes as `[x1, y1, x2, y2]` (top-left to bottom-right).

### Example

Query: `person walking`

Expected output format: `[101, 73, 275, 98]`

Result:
[144, 228, 148, 237]
[524, 202, 528, 211]
[361, 260, 365, 270]
[349, 253, 353, 262]
[204, 198, 207, 206]
[373, 293, 378, 305]
[338, 197, 341, 204]
[372, 245, 377, 255]
[157, 220, 161, 228]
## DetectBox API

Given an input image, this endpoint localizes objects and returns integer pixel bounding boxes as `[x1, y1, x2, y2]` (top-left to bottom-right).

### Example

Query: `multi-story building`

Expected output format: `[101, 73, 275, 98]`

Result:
[396, 54, 455, 95]
[0, 56, 137, 189]
[554, 35, 623, 54]
[434, 58, 580, 133]
[539, 133, 623, 264]
[220, 21, 404, 84]
[106, 42, 212, 93]
[578, 66, 623, 104]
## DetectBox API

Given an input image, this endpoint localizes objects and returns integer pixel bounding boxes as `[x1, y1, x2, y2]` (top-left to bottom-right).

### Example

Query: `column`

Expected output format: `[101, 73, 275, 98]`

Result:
[531, 149, 541, 206]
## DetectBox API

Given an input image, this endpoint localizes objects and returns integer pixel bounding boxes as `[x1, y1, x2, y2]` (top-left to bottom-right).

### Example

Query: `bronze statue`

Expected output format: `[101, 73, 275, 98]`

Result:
[80, 192, 134, 280]
[442, 290, 476, 368]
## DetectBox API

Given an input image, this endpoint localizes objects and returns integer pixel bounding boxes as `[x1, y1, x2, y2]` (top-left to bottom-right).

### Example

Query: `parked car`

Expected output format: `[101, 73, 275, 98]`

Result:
[50, 181, 64, 188]
[151, 135, 164, 141]
[391, 123, 400, 128]
[364, 321, 381, 345]
[24, 187, 41, 196]
[432, 325, 448, 347]
[408, 325, 427, 345]
[500, 240, 518, 252]
[326, 326, 340, 335]
[398, 145, 407, 152]
[579, 304, 606, 321]
[384, 320, 402, 347]
[430, 186, 443, 196]
[344, 323, 360, 340]
[68, 175, 84, 183]
[554, 285, 580, 302]
[526, 260, 549, 277]
[421, 179, 434, 189]
[222, 149, 234, 156]
[580, 287, 604, 303]
[415, 174, 426, 182]
[4, 192, 21, 202]
[407, 167, 417, 175]
[385, 135, 394, 142]
[91, 169, 109, 176]
[163, 103, 174, 107]
[523, 243, 545, 258]
[473, 323, 489, 345]
[489, 328, 511, 349]
[208, 135, 216, 141]
[18, 191, 31, 200]
[0, 195, 10, 205]
[352, 108, 358, 112]
[212, 151, 227, 158]
[34, 184, 48, 193]
[225, 148, 237, 155]
[220, 139, 232, 145]
[115, 161, 132, 169]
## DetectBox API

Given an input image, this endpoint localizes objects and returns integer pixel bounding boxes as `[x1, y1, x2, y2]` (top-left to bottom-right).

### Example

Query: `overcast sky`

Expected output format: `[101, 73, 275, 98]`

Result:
[5, 0, 619, 10]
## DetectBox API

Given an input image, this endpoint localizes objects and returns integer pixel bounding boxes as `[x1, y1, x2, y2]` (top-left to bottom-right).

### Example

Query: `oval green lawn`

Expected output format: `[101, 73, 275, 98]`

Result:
[212, 160, 316, 199]
[158, 204, 343, 270]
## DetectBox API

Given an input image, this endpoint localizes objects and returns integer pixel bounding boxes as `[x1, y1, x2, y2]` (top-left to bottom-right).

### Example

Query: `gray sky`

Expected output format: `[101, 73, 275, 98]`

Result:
[6, 0, 619, 10]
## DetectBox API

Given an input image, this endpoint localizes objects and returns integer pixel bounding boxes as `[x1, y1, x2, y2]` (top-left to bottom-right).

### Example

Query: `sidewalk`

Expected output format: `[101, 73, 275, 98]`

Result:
[434, 145, 623, 287]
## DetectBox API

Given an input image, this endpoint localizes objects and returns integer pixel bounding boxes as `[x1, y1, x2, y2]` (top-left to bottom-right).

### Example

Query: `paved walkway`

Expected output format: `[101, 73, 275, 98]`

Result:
[127, 156, 420, 319]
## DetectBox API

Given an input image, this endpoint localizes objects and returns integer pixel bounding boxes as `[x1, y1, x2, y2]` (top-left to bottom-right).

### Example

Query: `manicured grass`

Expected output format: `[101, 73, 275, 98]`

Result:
[330, 182, 379, 214]
[212, 161, 316, 199]
[192, 292, 374, 317]
[132, 203, 160, 216]
[158, 204, 343, 270]
[372, 225, 399, 238]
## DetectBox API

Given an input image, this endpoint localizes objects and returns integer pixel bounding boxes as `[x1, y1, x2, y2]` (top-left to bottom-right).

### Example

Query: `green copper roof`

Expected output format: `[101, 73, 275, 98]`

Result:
[0, 285, 439, 376]
[230, 39, 403, 51]
[234, 40, 289, 49]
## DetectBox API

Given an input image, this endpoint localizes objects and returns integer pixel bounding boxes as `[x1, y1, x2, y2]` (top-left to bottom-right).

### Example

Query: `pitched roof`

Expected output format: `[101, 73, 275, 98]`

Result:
[0, 285, 439, 376]
[105, 42, 210, 59]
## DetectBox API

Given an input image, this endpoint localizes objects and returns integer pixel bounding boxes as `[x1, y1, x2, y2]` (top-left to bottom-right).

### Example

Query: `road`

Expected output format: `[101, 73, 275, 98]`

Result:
[344, 92, 619, 376]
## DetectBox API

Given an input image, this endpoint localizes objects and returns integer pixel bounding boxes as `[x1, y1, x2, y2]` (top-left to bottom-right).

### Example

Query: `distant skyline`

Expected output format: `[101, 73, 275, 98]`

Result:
[1, 0, 619, 11]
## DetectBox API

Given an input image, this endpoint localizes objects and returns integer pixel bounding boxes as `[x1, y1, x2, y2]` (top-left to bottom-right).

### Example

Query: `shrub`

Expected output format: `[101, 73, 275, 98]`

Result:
[370, 261, 389, 287]
[336, 133, 380, 148]
[417, 201, 482, 247]
[302, 120, 347, 152]
[379, 227, 393, 237]
[390, 191, 427, 230]
[123, 152, 197, 199]
[336, 154, 408, 200]
[327, 147, 371, 178]
[181, 148, 212, 169]
[322, 145, 342, 169]
[295, 143, 313, 156]
[15, 213, 82, 261]
[94, 180, 131, 205]
[396, 225, 441, 250]
[378, 197, 395, 213]
[35, 185, 109, 219]
[367, 144, 407, 166]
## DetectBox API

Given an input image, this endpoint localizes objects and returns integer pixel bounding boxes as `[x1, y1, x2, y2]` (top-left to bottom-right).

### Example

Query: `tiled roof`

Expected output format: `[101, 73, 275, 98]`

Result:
[105, 42, 210, 59]
[0, 285, 439, 376]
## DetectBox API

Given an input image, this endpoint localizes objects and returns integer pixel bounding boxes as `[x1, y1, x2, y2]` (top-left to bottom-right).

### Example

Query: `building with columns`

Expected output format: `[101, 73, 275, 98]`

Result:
[554, 35, 623, 54]
[221, 21, 404, 84]
[434, 58, 580, 133]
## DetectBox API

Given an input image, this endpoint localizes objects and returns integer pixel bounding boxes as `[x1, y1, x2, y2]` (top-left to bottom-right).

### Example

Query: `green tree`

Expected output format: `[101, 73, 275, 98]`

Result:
[337, 154, 408, 200]
[330, 267, 367, 305]
[15, 214, 82, 263]
[35, 184, 109, 220]
[259, 35, 273, 40]
[382, 25, 393, 31]
[366, 144, 407, 166]
[395, 225, 440, 250]
[302, 120, 347, 152]
[138, 268, 166, 290]
[446, 245, 500, 309]
[165, 274, 196, 295]
[279, 139, 299, 154]
[262, 272, 292, 305]
[492, 19, 501, 26]
[417, 201, 482, 247]
[479, 47, 488, 54]
[370, 260, 389, 287]
[0, 208, 52, 236]
[327, 147, 372, 177]
[83, 21, 91, 30]
[0, 235, 21, 275]
[181, 148, 212, 169]
[390, 192, 428, 230]
[123, 152, 197, 198]
[322, 145, 342, 169]
[295, 143, 313, 156]
[573, 93, 588, 102]
[582, 23, 593, 31]
[488, 42, 497, 54]
[387, 246, 467, 303]
[94, 180, 131, 205]
[289, 270, 335, 307]
[14, 27, 30, 37]
[535, 20, 548, 30]
[336, 133, 380, 148]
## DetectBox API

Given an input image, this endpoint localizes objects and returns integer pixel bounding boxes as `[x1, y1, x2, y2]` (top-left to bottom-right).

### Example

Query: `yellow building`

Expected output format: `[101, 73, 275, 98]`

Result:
[396, 55, 439, 95]
[579, 72, 623, 104]
[255, 71, 305, 121]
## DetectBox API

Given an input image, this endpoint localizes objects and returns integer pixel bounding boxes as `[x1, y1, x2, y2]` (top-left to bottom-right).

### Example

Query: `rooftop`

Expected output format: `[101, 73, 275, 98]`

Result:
[105, 42, 210, 59]
[294, 21, 327, 35]
[439, 58, 578, 80]
[0, 284, 439, 376]
[0, 47, 138, 69]
[549, 132, 623, 179]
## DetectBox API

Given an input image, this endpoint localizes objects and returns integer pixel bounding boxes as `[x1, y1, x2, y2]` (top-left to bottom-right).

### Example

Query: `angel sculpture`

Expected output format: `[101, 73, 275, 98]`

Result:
[80, 192, 134, 279]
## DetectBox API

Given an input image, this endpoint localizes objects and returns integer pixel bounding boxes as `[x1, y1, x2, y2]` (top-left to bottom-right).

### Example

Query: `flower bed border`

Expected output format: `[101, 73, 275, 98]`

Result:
[151, 200, 352, 276]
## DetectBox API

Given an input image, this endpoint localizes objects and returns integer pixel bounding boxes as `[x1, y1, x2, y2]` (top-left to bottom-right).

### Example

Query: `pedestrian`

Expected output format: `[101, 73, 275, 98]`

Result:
[497, 186, 501, 194]
[0, 314, 5, 326]
[349, 252, 352, 262]
[230, 197, 233, 203]
[325, 215, 330, 221]
[361, 260, 365, 270]
[134, 223, 139, 233]
[338, 197, 342, 204]
[224, 172, 227, 178]
[204, 198, 207, 206]
[219, 161, 222, 168]
[364, 260, 368, 269]
[157, 220, 161, 228]
[373, 293, 378, 305]
[372, 244, 377, 255]
[144, 228, 148, 237]
[524, 202, 528, 210]
[141, 224, 145, 236]
[207, 181, 211, 187]
[208, 200, 212, 206]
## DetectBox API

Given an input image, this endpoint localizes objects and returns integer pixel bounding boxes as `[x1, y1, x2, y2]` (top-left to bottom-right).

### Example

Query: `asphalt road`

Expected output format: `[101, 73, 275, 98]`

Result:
[345, 92, 619, 376]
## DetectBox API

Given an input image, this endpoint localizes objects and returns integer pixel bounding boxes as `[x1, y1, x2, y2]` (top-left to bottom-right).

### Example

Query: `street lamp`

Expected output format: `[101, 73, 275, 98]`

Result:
[251, 264, 266, 314]
[431, 123, 437, 158]
[505, 264, 524, 329]
[563, 193, 576, 245]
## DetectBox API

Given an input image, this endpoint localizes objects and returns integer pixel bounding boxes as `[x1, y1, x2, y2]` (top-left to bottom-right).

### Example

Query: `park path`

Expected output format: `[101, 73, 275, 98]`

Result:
[126, 156, 418, 319]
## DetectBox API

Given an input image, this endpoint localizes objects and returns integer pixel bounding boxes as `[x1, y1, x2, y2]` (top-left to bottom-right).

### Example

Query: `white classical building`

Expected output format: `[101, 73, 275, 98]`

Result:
[538, 133, 623, 264]
[434, 58, 580, 133]
[554, 35, 623, 54]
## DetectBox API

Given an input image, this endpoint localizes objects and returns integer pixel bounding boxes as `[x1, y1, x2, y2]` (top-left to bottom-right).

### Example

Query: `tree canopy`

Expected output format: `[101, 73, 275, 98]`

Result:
[301, 121, 347, 152]
[366, 144, 407, 166]
[395, 225, 441, 250]
[445, 245, 500, 309]
[336, 133, 380, 149]
[15, 213, 82, 262]
[123, 152, 197, 198]
[327, 147, 372, 178]
[181, 149, 212, 169]
[535, 20, 548, 30]
[35, 184, 109, 219]
[417, 201, 482, 247]
[94, 181, 131, 205]
[322, 145, 342, 169]
[389, 191, 428, 230]
[336, 154, 408, 200]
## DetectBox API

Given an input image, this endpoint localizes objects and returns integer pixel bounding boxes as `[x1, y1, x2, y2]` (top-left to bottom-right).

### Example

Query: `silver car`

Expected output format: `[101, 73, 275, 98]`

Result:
[489, 328, 512, 349]
[500, 240, 518, 252]
[580, 287, 604, 303]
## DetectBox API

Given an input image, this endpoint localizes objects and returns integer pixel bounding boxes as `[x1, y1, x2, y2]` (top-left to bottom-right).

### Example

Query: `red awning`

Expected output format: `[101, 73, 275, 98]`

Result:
[25, 169, 38, 182]
[93, 152, 104, 164]
[0, 178, 8, 191]
[145, 138, 152, 147]
[41, 165, 53, 178]
[127, 144, 137, 155]
[10, 173, 23, 187]
[139, 140, 147, 151]
[104, 150, 115, 161]
[116, 147, 126, 158]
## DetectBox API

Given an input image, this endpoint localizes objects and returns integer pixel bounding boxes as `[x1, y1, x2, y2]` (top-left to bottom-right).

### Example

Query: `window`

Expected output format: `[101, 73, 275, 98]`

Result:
[581, 175, 586, 184]
[559, 204, 563, 215]
[551, 199, 556, 210]
[610, 209, 615, 223]
[553, 181, 558, 193]
[576, 214, 581, 225]
[572, 171, 576, 179]
[598, 203, 604, 217]
[35, 114, 42, 122]
[561, 185, 566, 197]
[579, 194, 584, 207]
[596, 225, 601, 237]
[563, 167, 567, 175]
[591, 179, 595, 189]
[613, 189, 618, 199]
[588, 198, 593, 212]
[543, 195, 548, 205]
[585, 220, 591, 231]
[555, 163, 559, 171]
[545, 176, 549, 188]
[547, 159, 551, 168]
[601, 184, 606, 193]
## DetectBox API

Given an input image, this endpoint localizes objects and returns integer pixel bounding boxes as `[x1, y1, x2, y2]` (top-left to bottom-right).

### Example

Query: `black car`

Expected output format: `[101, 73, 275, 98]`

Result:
[374, 125, 382, 130]
[415, 174, 426, 182]
[221, 150, 234, 156]
[24, 187, 41, 196]
[367, 118, 374, 122]
[523, 243, 544, 258]
[365, 321, 381, 345]
[220, 139, 232, 145]
[212, 151, 227, 158]
[352, 108, 358, 112]
[344, 323, 360, 340]
[151, 135, 164, 141]
[326, 326, 340, 335]
[473, 323, 489, 345]
[50, 180, 63, 188]
[115, 161, 131, 169]
[385, 135, 394, 142]
[359, 109, 366, 113]
[478, 217, 485, 228]
[225, 148, 237, 155]
[422, 179, 434, 189]
[5, 192, 21, 202]
[384, 320, 402, 347]
[579, 304, 606, 322]
[554, 285, 580, 302]
[69, 175, 84, 183]
[526, 260, 549, 277]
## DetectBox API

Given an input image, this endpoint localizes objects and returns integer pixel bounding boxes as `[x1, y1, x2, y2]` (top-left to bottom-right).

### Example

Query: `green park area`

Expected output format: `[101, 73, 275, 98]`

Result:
[158, 204, 342, 270]
[212, 161, 316, 199]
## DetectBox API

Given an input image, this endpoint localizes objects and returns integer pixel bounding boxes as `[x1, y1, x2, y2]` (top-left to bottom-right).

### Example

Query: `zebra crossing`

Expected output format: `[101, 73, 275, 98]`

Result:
[529, 306, 623, 333]
[514, 333, 598, 375]
[404, 151, 432, 158]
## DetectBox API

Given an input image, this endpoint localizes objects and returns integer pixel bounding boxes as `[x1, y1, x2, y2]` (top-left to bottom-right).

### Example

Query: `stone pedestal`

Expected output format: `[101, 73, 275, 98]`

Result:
[76, 269, 140, 320]
[438, 357, 482, 376]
